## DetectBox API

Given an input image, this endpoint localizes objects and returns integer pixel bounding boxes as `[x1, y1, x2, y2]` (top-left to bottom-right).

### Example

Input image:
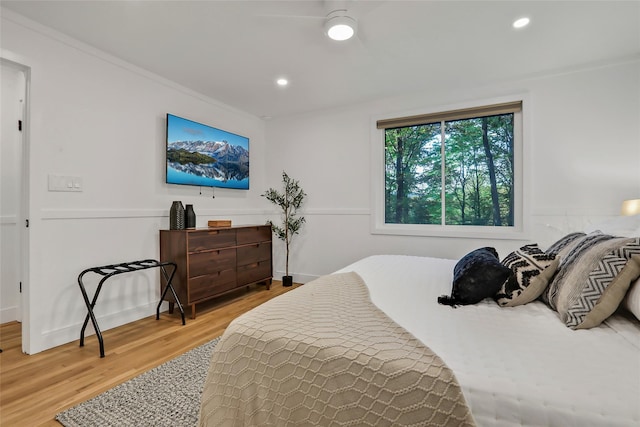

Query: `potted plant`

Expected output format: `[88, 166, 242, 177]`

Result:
[262, 171, 306, 287]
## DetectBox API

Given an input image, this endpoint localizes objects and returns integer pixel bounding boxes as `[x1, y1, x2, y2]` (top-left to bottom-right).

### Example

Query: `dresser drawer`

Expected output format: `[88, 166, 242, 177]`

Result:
[189, 269, 237, 302]
[236, 226, 271, 245]
[188, 229, 236, 252]
[237, 260, 272, 286]
[237, 242, 271, 266]
[160, 225, 273, 319]
[189, 248, 236, 278]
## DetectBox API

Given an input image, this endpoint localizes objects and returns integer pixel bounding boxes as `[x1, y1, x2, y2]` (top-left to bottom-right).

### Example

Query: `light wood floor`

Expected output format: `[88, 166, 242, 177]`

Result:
[0, 280, 301, 426]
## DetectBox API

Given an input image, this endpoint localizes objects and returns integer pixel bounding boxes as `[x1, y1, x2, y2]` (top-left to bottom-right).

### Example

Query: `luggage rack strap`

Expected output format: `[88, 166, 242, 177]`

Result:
[78, 258, 185, 357]
[79, 259, 166, 277]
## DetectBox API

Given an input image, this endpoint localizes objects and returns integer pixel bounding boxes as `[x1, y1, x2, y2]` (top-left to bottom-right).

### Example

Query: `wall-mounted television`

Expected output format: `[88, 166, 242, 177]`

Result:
[166, 113, 249, 190]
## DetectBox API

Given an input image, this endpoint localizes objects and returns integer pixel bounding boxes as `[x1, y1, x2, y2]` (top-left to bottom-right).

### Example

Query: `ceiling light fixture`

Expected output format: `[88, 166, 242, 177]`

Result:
[513, 17, 530, 29]
[276, 78, 288, 87]
[324, 10, 357, 41]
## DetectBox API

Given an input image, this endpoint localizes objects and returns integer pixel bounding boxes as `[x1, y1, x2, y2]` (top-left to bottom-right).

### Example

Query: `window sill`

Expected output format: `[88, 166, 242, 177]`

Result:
[371, 222, 529, 240]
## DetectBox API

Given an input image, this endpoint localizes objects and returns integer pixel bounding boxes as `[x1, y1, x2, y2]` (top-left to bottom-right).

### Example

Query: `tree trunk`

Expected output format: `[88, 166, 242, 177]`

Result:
[395, 135, 404, 223]
[507, 124, 514, 226]
[284, 195, 290, 276]
[285, 240, 289, 278]
[472, 148, 481, 221]
[482, 118, 501, 226]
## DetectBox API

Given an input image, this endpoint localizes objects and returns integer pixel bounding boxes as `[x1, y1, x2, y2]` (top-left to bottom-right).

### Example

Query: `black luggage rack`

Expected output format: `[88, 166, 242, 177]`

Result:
[77, 259, 185, 357]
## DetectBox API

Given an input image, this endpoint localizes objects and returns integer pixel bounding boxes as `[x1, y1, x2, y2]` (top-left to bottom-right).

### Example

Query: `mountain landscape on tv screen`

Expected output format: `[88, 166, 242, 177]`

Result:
[167, 139, 249, 185]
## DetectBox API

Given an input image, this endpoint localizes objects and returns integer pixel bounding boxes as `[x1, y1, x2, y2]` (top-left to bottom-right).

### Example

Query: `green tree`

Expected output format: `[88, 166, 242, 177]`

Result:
[262, 172, 306, 278]
[482, 116, 501, 225]
[384, 112, 515, 228]
[385, 124, 441, 224]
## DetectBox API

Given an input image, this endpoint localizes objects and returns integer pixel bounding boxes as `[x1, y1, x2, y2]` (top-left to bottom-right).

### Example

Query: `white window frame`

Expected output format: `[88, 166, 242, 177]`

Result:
[370, 94, 530, 240]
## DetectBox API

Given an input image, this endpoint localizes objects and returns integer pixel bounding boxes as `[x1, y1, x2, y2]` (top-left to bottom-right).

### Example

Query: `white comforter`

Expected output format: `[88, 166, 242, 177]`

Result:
[337, 255, 640, 427]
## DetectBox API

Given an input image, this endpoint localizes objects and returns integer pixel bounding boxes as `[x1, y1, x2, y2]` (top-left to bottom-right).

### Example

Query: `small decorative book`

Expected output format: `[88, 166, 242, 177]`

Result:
[208, 220, 232, 228]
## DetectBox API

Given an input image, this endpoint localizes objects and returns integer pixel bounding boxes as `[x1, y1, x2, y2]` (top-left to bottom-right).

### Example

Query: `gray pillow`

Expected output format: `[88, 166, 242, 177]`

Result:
[540, 232, 587, 305]
[546, 233, 640, 329]
[545, 232, 586, 257]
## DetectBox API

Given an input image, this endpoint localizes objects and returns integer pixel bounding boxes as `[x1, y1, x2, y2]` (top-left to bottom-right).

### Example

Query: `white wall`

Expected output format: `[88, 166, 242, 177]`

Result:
[2, 7, 639, 354]
[266, 59, 640, 281]
[1, 10, 269, 354]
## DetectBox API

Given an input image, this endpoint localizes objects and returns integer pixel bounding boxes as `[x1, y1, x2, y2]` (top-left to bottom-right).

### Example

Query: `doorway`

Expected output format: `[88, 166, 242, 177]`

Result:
[1, 58, 30, 353]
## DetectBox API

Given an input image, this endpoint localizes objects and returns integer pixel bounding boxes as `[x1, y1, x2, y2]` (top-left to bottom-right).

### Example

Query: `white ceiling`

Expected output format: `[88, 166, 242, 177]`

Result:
[2, 1, 639, 119]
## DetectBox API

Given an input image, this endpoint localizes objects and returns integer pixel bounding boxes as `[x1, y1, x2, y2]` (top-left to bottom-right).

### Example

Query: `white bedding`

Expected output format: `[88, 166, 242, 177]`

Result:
[336, 255, 640, 427]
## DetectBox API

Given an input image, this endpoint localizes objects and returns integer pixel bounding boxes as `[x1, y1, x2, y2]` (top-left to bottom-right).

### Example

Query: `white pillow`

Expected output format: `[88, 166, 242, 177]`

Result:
[584, 214, 640, 237]
[624, 277, 640, 321]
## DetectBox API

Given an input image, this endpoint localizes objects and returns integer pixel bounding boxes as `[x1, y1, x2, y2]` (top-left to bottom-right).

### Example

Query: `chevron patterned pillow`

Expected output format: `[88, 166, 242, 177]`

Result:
[546, 233, 640, 329]
[495, 244, 559, 307]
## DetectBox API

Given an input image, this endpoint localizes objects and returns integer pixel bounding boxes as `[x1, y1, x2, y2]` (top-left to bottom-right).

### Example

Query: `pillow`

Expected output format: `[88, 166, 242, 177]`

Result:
[584, 214, 640, 237]
[546, 233, 640, 329]
[495, 244, 559, 307]
[438, 247, 513, 306]
[540, 232, 587, 305]
[623, 277, 640, 321]
[545, 232, 586, 257]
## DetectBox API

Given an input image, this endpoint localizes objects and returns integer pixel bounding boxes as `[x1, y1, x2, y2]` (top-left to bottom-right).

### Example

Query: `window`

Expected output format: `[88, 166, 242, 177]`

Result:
[372, 99, 527, 239]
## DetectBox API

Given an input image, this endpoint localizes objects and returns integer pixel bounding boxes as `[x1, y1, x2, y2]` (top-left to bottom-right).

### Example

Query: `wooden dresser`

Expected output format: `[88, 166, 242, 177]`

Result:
[159, 225, 272, 318]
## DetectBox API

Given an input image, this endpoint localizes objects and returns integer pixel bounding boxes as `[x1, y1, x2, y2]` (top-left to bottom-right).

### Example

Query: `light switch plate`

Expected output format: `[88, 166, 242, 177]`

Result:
[48, 174, 83, 192]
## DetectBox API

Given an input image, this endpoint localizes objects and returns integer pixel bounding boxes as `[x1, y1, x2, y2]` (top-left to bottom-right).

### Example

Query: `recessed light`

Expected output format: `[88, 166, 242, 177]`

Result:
[513, 17, 530, 29]
[327, 23, 354, 41]
[276, 78, 288, 87]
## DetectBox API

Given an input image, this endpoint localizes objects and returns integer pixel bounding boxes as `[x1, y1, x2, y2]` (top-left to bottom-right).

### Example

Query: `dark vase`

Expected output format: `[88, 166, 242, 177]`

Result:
[170, 201, 185, 230]
[282, 275, 293, 287]
[185, 204, 196, 228]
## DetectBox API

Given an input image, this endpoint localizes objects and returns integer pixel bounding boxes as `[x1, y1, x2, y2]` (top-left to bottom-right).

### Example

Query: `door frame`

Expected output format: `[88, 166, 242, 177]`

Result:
[1, 57, 31, 353]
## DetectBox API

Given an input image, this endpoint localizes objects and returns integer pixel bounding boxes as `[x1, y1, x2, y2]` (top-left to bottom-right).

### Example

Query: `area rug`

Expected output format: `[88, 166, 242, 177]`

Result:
[56, 337, 220, 427]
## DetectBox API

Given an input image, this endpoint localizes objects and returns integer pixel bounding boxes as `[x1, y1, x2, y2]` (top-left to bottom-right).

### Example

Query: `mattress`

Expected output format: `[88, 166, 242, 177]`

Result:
[336, 255, 640, 427]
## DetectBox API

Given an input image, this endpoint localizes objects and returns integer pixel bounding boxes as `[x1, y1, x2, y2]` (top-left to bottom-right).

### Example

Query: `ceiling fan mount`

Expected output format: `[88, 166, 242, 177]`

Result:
[324, 8, 358, 41]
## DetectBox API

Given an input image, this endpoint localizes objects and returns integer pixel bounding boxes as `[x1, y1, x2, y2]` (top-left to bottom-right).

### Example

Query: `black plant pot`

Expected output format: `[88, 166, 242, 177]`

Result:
[282, 275, 293, 287]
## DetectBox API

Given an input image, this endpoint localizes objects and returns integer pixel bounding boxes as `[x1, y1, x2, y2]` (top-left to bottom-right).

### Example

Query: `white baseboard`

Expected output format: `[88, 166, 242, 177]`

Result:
[273, 271, 319, 285]
[35, 302, 166, 355]
[0, 306, 17, 324]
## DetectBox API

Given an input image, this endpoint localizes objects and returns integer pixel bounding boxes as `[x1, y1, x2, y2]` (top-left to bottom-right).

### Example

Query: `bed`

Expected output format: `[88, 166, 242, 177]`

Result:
[198, 233, 640, 426]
